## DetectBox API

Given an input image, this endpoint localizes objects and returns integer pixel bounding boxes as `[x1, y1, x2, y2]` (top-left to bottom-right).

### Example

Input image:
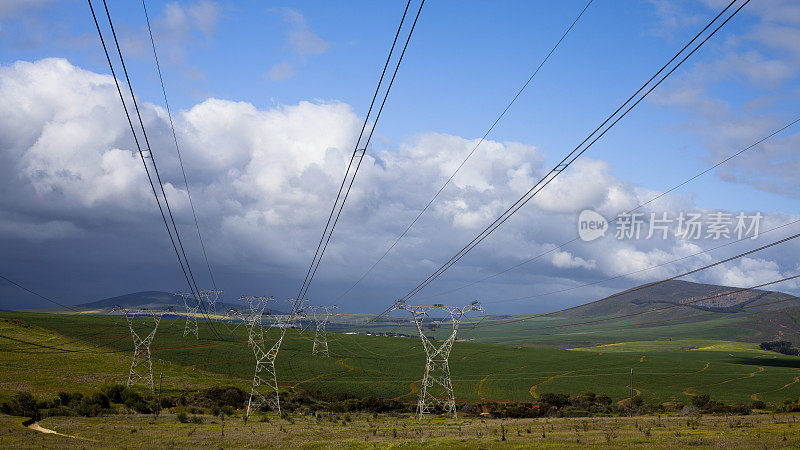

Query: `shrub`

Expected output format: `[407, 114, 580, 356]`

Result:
[729, 403, 751, 415]
[539, 393, 570, 408]
[195, 386, 247, 408]
[100, 385, 151, 413]
[1, 392, 39, 419]
[596, 395, 613, 405]
[752, 400, 766, 410]
[84, 392, 110, 409]
[176, 412, 189, 423]
[40, 406, 74, 418]
[760, 341, 799, 356]
[779, 398, 800, 413]
[691, 394, 710, 408]
[160, 396, 176, 409]
[74, 401, 104, 417]
[130, 400, 152, 414]
[56, 392, 81, 408]
[101, 385, 127, 404]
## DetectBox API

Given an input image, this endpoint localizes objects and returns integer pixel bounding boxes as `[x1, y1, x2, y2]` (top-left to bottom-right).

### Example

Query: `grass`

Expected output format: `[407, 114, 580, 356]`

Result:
[0, 316, 248, 399]
[2, 412, 800, 448]
[567, 339, 772, 353]
[0, 414, 79, 448]
[353, 309, 766, 351]
[3, 311, 800, 406]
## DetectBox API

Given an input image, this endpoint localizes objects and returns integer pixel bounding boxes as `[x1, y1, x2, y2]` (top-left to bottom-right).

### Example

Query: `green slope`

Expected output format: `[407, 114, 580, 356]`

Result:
[4, 311, 800, 406]
[557, 279, 794, 319]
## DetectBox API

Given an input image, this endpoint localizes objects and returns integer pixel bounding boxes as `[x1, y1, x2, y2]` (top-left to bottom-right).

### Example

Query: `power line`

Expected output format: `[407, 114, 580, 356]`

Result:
[475, 293, 800, 340]
[0, 274, 79, 312]
[483, 217, 800, 306]
[88, 0, 221, 340]
[356, 0, 749, 330]
[100, 0, 207, 316]
[396, 0, 748, 304]
[479, 273, 800, 333]
[297, 0, 425, 307]
[295, 0, 412, 304]
[0, 334, 100, 353]
[142, 0, 217, 290]
[296, 273, 800, 358]
[473, 226, 800, 329]
[333, 0, 594, 303]
[424, 115, 800, 300]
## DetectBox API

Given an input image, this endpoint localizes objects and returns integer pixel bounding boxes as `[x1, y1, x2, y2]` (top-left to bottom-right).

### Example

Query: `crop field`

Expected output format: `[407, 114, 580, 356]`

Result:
[359, 312, 761, 348]
[350, 308, 771, 351]
[3, 311, 800, 407]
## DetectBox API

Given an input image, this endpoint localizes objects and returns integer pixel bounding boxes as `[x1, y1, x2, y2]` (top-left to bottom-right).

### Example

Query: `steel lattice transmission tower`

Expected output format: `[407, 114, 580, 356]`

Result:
[309, 304, 337, 356]
[225, 307, 244, 334]
[114, 306, 169, 391]
[176, 291, 200, 338]
[200, 289, 223, 316]
[392, 300, 484, 419]
[240, 296, 305, 418]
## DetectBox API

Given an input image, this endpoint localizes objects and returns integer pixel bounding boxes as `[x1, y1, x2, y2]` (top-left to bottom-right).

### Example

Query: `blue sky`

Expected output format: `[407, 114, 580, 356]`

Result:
[0, 0, 799, 312]
[2, 0, 794, 210]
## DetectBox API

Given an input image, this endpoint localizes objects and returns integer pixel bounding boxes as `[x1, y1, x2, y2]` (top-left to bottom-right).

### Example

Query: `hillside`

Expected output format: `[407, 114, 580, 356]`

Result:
[4, 311, 800, 406]
[75, 291, 182, 310]
[71, 291, 247, 315]
[23, 281, 799, 348]
[2, 314, 798, 447]
[434, 280, 800, 348]
[557, 279, 794, 320]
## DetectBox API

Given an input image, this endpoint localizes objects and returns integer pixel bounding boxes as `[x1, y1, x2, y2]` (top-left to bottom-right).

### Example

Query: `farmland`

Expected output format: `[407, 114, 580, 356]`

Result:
[3, 311, 800, 406]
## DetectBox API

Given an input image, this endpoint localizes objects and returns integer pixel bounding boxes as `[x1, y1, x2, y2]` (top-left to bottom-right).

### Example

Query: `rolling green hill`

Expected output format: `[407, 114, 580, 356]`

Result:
[27, 280, 799, 350]
[343, 280, 800, 348]
[74, 291, 183, 311]
[5, 279, 800, 407]
[3, 311, 800, 406]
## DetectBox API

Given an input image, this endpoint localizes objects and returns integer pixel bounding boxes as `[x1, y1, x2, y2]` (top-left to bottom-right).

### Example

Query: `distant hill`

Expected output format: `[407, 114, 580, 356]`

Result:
[459, 279, 800, 348]
[75, 291, 182, 310]
[557, 279, 794, 321]
[70, 291, 252, 315]
[68, 291, 293, 316]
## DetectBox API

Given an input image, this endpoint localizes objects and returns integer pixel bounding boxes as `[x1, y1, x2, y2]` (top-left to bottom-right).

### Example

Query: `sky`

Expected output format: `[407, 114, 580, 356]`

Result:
[1, 0, 799, 314]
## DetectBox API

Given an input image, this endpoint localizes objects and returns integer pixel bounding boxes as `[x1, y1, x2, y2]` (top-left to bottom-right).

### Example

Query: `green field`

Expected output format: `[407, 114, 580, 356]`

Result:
[3, 311, 800, 406]
[359, 312, 762, 349]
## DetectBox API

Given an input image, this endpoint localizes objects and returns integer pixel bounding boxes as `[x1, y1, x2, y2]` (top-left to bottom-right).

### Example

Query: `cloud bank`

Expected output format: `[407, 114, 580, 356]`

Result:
[1, 58, 798, 311]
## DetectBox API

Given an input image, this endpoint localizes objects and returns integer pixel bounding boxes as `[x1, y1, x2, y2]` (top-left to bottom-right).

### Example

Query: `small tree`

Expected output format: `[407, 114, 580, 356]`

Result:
[691, 394, 710, 409]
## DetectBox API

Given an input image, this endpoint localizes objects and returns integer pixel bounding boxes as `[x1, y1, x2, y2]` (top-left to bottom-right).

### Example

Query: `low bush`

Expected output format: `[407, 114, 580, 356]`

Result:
[1, 392, 40, 419]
